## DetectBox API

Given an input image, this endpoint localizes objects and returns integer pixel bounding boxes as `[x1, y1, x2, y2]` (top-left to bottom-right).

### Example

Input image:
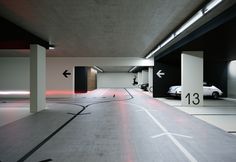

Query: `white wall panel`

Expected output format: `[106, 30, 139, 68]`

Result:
[97, 73, 135, 88]
[148, 67, 153, 89]
[142, 70, 148, 84]
[228, 60, 236, 98]
[0, 58, 29, 91]
[137, 72, 142, 85]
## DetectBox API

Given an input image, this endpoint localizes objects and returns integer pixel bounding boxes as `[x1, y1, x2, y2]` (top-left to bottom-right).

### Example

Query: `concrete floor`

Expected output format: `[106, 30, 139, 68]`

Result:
[0, 99, 31, 127]
[1, 89, 236, 162]
[154, 96, 236, 136]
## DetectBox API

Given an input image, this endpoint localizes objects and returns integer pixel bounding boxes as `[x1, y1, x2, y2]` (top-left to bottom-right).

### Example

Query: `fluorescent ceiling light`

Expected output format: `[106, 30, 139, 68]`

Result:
[129, 66, 137, 72]
[49, 45, 55, 50]
[145, 46, 161, 59]
[91, 68, 97, 73]
[93, 66, 103, 72]
[160, 34, 175, 48]
[204, 0, 222, 14]
[0, 91, 29, 95]
[49, 47, 55, 50]
[143, 0, 222, 59]
[175, 10, 203, 36]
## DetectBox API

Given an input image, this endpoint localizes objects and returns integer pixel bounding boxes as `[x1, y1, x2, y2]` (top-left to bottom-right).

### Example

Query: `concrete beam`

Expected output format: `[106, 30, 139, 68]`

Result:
[47, 57, 154, 67]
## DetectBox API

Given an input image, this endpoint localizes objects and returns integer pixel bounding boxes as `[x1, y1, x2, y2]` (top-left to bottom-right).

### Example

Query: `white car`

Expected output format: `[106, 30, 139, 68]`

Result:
[168, 83, 223, 99]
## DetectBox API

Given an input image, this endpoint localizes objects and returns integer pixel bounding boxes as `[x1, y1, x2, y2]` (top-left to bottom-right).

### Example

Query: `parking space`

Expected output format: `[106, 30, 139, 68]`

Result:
[144, 91, 236, 135]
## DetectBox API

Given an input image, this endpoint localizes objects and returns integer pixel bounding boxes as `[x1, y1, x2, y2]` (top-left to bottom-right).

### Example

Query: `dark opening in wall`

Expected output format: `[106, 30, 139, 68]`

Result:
[74, 67, 88, 93]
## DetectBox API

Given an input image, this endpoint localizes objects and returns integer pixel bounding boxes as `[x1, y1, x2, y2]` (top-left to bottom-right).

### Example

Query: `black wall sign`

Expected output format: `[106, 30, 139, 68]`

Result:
[153, 62, 181, 97]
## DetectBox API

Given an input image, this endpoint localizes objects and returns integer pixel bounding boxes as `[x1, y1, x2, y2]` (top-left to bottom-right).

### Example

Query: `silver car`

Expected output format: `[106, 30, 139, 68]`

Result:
[168, 83, 223, 99]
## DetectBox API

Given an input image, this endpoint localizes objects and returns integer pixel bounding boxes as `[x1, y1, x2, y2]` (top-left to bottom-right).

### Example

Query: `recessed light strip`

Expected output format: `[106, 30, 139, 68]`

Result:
[129, 66, 137, 72]
[93, 66, 104, 72]
[145, 46, 161, 59]
[160, 34, 175, 48]
[203, 0, 222, 14]
[145, 0, 222, 59]
[0, 91, 29, 95]
[175, 10, 203, 36]
[49, 45, 55, 50]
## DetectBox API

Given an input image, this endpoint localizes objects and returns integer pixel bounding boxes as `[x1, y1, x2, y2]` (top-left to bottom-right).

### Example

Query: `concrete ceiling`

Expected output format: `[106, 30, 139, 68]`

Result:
[0, 0, 207, 57]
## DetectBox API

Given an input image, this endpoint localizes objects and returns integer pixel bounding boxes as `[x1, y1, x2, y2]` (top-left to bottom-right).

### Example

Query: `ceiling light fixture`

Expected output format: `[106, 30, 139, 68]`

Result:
[175, 10, 203, 36]
[129, 66, 137, 72]
[144, 0, 222, 59]
[49, 45, 55, 50]
[93, 66, 104, 72]
[145, 46, 161, 59]
[160, 34, 175, 48]
[203, 0, 222, 14]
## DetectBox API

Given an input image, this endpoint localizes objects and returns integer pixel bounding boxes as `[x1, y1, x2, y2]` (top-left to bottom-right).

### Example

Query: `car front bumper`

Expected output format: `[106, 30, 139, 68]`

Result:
[167, 92, 181, 97]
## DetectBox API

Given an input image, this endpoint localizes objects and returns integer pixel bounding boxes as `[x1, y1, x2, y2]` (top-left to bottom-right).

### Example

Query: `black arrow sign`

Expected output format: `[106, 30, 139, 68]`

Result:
[63, 70, 71, 78]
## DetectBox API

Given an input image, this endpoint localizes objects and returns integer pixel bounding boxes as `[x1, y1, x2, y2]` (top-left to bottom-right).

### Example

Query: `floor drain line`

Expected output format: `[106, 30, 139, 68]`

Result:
[67, 112, 76, 115]
[39, 158, 53, 162]
[228, 131, 236, 133]
[67, 112, 91, 116]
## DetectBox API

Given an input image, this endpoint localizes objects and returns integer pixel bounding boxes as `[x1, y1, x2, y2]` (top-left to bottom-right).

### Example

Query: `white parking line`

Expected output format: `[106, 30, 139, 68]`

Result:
[151, 133, 192, 139]
[124, 102, 198, 162]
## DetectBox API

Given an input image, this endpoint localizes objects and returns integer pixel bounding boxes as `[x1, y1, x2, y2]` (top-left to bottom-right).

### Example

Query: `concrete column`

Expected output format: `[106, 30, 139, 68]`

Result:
[228, 60, 236, 98]
[142, 70, 148, 84]
[148, 67, 153, 90]
[137, 72, 142, 85]
[30, 44, 46, 113]
[181, 51, 203, 106]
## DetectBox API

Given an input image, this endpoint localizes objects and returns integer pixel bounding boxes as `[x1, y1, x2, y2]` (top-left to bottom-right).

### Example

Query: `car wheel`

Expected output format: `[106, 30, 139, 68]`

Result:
[212, 92, 219, 99]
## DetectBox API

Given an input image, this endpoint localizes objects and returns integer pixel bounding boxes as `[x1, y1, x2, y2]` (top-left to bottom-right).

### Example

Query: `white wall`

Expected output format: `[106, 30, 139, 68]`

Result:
[142, 70, 148, 84]
[148, 67, 153, 89]
[0, 58, 29, 91]
[46, 58, 74, 93]
[228, 60, 236, 98]
[97, 73, 135, 88]
[0, 57, 75, 97]
[0, 57, 142, 97]
[137, 72, 142, 85]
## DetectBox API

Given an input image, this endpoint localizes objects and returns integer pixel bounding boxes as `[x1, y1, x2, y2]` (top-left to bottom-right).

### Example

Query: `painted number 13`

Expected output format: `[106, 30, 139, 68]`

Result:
[185, 93, 200, 105]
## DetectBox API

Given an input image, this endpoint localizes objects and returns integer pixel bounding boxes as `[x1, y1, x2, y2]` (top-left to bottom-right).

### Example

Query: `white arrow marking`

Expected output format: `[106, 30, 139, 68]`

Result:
[136, 109, 158, 112]
[124, 102, 198, 162]
[151, 133, 192, 139]
[156, 70, 165, 78]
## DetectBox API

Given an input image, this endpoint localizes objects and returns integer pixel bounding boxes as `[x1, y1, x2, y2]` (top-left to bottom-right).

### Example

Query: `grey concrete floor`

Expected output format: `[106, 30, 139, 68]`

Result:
[152, 94, 236, 136]
[0, 99, 31, 127]
[0, 89, 236, 162]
